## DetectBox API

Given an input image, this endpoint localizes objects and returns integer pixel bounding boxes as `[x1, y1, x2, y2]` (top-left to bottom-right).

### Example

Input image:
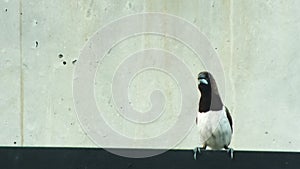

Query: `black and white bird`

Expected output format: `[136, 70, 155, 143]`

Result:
[194, 71, 234, 159]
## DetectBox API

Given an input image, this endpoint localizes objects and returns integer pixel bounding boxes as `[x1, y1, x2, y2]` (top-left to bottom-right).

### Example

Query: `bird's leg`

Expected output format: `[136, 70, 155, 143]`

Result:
[224, 145, 234, 159]
[193, 145, 207, 160]
[193, 147, 200, 160]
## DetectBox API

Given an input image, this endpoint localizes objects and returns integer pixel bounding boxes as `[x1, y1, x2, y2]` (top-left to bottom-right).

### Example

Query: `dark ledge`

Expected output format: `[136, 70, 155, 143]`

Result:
[0, 147, 299, 169]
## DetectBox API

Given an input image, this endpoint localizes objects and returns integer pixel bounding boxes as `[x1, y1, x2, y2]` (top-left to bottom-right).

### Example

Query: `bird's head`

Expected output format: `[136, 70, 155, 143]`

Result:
[198, 71, 218, 92]
[197, 71, 223, 112]
[198, 71, 210, 86]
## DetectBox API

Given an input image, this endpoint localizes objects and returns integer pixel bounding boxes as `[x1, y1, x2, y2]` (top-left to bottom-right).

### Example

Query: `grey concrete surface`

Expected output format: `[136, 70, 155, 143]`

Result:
[0, 0, 299, 152]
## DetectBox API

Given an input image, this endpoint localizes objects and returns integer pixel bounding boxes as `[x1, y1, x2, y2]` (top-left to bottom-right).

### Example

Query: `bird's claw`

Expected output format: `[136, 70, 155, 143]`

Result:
[193, 147, 203, 160]
[193, 148, 197, 160]
[226, 147, 234, 159]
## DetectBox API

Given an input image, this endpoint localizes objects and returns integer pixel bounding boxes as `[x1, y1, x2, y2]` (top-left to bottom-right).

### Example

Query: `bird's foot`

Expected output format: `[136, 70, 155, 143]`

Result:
[225, 147, 234, 159]
[193, 146, 206, 160]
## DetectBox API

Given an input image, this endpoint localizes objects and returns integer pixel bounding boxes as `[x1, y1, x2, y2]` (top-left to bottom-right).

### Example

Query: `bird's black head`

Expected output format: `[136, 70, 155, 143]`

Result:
[197, 71, 223, 112]
[198, 71, 210, 87]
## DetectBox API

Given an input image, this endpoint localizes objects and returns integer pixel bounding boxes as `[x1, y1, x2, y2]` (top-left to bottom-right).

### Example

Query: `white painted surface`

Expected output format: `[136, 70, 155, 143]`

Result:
[0, 0, 299, 152]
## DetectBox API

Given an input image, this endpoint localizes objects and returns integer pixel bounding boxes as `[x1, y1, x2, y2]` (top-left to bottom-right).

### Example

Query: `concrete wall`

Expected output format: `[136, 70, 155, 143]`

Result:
[0, 0, 299, 152]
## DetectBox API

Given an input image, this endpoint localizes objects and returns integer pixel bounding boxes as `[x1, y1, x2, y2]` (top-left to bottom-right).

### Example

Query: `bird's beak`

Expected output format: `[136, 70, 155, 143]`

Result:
[199, 79, 208, 85]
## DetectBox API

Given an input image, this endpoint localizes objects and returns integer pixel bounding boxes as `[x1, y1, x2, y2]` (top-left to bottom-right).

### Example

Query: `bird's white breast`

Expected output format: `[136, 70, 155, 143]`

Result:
[196, 106, 232, 149]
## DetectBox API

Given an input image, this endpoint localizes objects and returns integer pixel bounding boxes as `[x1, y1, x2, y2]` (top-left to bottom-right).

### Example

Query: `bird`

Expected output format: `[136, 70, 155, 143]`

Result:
[193, 71, 233, 159]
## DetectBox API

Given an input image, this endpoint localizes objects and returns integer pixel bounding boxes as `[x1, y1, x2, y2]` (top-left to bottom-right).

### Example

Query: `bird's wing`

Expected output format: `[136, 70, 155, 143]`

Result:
[225, 106, 233, 133]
